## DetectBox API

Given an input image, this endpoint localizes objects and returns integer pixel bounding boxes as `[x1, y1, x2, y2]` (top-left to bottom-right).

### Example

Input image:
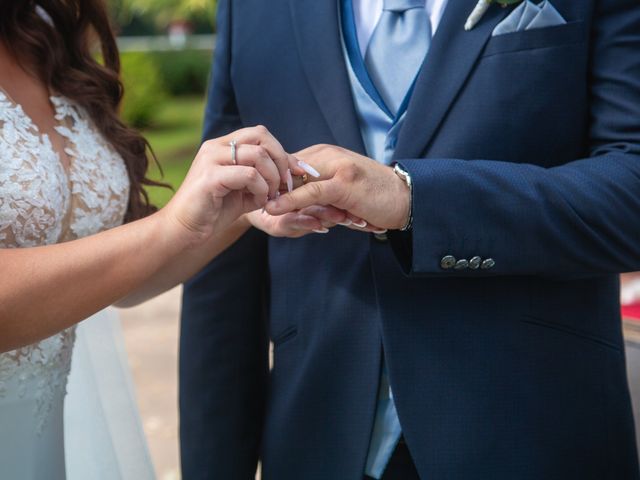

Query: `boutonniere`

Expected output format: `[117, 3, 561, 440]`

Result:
[465, 0, 523, 31]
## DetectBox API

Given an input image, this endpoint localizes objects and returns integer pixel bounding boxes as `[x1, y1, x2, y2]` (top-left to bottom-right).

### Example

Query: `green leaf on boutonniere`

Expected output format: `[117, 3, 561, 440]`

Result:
[465, 0, 524, 31]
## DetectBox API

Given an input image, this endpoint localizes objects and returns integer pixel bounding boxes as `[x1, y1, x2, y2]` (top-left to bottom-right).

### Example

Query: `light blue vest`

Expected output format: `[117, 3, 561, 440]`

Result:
[341, 1, 416, 166]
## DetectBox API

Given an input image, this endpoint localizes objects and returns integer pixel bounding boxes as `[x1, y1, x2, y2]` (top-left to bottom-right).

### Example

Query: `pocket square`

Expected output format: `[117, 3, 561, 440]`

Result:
[492, 1, 567, 37]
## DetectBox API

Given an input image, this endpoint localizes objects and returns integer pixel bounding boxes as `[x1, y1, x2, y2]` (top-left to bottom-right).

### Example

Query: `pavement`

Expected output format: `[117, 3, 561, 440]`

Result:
[118, 287, 183, 480]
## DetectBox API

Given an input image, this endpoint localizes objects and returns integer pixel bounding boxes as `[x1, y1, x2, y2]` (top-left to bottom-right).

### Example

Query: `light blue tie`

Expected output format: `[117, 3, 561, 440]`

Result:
[365, 0, 432, 115]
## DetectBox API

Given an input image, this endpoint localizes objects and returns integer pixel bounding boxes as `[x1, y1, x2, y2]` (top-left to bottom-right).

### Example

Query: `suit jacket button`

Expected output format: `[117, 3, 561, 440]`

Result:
[454, 259, 469, 270]
[374, 232, 388, 242]
[441, 255, 456, 269]
[481, 258, 496, 270]
[469, 256, 482, 269]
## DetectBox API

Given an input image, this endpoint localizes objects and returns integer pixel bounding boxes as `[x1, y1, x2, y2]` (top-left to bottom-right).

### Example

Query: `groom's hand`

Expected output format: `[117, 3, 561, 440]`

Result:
[266, 145, 411, 230]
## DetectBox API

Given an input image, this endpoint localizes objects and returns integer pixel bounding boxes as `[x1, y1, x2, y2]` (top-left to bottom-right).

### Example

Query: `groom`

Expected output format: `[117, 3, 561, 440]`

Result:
[181, 0, 640, 478]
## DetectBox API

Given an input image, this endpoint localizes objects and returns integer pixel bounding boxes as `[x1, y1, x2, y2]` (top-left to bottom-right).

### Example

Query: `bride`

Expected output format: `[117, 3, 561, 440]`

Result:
[0, 1, 308, 478]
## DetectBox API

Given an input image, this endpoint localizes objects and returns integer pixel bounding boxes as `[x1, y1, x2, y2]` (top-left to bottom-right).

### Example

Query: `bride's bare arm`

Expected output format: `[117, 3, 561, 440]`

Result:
[0, 212, 188, 351]
[114, 215, 251, 308]
[0, 126, 301, 353]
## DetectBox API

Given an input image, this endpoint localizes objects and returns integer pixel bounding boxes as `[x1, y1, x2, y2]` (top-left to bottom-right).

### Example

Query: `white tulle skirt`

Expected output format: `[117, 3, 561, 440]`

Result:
[64, 309, 155, 479]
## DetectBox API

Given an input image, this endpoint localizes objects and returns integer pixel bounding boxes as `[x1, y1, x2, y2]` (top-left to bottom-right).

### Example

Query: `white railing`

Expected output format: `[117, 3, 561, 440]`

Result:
[117, 34, 216, 52]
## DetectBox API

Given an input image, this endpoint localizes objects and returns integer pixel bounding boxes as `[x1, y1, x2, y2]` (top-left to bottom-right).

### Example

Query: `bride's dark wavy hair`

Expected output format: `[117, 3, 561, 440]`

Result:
[0, 0, 167, 222]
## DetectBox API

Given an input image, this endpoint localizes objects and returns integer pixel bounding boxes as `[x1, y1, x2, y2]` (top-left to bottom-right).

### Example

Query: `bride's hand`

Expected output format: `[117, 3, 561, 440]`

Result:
[161, 126, 302, 247]
[246, 206, 385, 238]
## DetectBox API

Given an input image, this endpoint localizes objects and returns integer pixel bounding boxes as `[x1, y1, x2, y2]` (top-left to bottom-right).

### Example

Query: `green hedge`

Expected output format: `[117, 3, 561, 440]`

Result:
[120, 52, 167, 128]
[148, 50, 212, 96]
[120, 49, 212, 128]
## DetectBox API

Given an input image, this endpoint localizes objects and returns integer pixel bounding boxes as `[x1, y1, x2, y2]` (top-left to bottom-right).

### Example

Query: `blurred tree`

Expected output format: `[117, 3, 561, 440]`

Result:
[110, 0, 216, 32]
[120, 52, 168, 127]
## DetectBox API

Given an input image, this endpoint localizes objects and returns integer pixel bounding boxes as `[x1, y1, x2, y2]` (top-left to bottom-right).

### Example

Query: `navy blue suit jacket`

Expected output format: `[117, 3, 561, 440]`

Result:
[180, 1, 640, 478]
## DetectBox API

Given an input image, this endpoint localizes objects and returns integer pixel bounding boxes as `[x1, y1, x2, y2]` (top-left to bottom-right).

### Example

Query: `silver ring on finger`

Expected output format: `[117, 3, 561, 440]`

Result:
[229, 140, 238, 165]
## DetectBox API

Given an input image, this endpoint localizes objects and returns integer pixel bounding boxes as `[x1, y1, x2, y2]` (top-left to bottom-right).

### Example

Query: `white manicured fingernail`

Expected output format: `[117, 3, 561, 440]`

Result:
[373, 229, 388, 234]
[313, 228, 329, 234]
[338, 220, 352, 226]
[298, 160, 321, 178]
[286, 169, 293, 192]
[353, 220, 368, 228]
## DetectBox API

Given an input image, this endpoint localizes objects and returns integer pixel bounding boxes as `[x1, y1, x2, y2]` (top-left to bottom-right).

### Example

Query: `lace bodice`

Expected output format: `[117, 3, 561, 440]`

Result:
[0, 90, 130, 432]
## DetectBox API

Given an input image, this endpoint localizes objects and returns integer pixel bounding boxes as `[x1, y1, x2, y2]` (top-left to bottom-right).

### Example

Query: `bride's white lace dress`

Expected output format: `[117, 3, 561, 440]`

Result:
[0, 90, 154, 479]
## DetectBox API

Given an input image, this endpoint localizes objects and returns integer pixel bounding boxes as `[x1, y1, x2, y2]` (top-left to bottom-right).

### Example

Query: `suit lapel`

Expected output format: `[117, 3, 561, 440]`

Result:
[288, 0, 366, 154]
[394, 1, 512, 159]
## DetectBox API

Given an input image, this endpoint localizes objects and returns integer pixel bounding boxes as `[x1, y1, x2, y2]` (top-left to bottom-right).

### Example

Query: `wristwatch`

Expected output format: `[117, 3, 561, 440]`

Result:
[393, 163, 413, 231]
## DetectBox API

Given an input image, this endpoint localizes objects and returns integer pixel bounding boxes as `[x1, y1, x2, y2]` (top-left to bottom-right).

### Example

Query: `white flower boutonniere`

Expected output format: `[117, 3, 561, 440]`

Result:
[465, 0, 523, 31]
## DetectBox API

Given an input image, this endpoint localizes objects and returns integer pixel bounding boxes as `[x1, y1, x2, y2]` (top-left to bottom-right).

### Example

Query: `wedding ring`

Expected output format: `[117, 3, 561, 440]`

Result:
[229, 140, 238, 165]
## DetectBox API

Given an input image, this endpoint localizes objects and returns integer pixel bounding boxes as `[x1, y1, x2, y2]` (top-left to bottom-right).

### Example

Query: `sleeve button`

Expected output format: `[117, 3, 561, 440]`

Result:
[469, 256, 482, 269]
[440, 255, 456, 270]
[454, 259, 469, 270]
[481, 258, 496, 270]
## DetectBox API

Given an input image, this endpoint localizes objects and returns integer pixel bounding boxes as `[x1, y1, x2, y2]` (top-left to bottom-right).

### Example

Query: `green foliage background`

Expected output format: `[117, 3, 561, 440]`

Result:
[110, 0, 218, 33]
[143, 97, 205, 207]
[120, 52, 167, 128]
[149, 50, 212, 96]
[108, 0, 216, 206]
[120, 50, 211, 128]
